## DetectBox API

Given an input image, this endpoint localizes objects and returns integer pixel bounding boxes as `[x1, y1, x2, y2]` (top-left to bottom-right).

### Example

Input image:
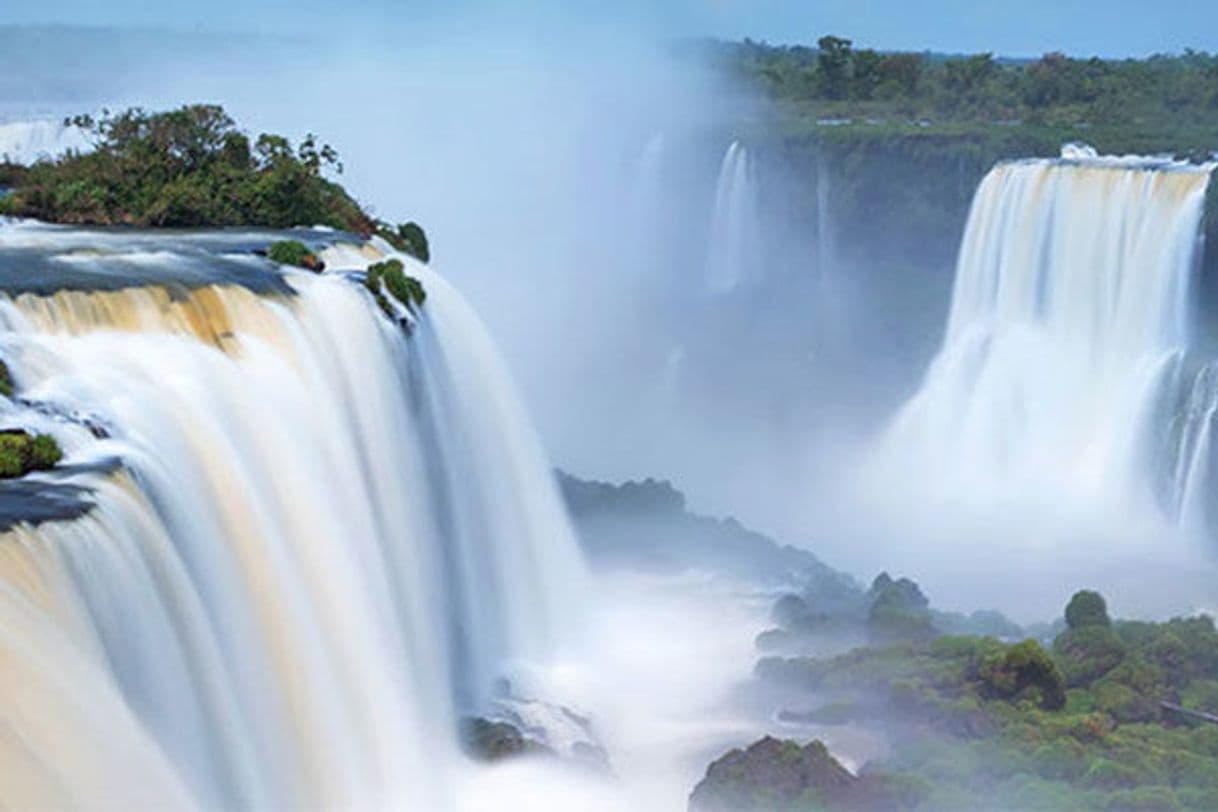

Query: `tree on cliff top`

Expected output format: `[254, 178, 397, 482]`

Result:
[1, 105, 375, 231]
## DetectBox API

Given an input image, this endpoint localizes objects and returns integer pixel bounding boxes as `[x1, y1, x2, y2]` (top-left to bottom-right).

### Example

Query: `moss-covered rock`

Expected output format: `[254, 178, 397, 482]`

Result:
[376, 221, 430, 263]
[267, 240, 324, 272]
[0, 430, 63, 478]
[365, 258, 426, 319]
[689, 736, 925, 811]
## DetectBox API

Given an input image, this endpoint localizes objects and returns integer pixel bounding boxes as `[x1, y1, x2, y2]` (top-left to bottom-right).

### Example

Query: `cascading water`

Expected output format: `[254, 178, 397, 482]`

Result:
[874, 148, 1214, 521]
[0, 222, 585, 808]
[704, 141, 759, 293]
[0, 119, 91, 166]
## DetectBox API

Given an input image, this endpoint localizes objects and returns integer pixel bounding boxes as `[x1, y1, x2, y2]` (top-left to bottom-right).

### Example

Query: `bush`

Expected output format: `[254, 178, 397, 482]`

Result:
[377, 221, 431, 263]
[979, 639, 1067, 710]
[29, 433, 63, 469]
[365, 258, 426, 318]
[1067, 591, 1112, 629]
[1055, 626, 1127, 687]
[267, 240, 323, 271]
[0, 431, 63, 478]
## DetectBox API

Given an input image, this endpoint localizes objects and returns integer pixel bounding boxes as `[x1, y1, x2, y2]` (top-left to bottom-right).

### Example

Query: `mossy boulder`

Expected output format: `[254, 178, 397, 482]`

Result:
[459, 717, 548, 763]
[267, 240, 324, 272]
[365, 258, 426, 319]
[0, 430, 63, 478]
[689, 736, 925, 811]
[377, 221, 430, 263]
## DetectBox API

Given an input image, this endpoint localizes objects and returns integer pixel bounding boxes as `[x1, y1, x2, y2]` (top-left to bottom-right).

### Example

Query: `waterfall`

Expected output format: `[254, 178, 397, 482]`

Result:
[0, 119, 91, 166]
[705, 141, 759, 293]
[0, 225, 586, 808]
[875, 148, 1214, 521]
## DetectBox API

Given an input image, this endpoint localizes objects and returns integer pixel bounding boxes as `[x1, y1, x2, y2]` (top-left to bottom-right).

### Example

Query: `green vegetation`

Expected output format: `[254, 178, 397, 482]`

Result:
[1067, 590, 1113, 629]
[0, 359, 14, 398]
[364, 258, 426, 320]
[0, 105, 376, 230]
[752, 591, 1218, 810]
[690, 736, 928, 811]
[714, 38, 1218, 159]
[697, 39, 1218, 300]
[0, 430, 63, 478]
[266, 240, 324, 272]
[378, 221, 430, 264]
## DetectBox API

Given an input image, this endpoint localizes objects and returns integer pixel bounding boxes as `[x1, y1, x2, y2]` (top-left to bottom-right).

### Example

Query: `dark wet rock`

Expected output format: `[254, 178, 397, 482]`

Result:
[689, 736, 924, 811]
[460, 717, 549, 762]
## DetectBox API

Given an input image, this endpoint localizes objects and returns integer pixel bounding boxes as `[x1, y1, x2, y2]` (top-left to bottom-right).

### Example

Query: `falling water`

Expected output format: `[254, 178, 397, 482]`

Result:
[0, 119, 91, 165]
[0, 224, 585, 808]
[704, 141, 759, 293]
[875, 148, 1214, 522]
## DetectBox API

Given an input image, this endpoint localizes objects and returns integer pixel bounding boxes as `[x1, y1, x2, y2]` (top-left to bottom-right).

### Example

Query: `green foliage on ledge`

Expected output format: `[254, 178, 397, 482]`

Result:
[364, 258, 426, 320]
[267, 240, 324, 272]
[753, 591, 1218, 810]
[377, 221, 430, 264]
[712, 38, 1218, 158]
[0, 430, 63, 478]
[0, 105, 378, 231]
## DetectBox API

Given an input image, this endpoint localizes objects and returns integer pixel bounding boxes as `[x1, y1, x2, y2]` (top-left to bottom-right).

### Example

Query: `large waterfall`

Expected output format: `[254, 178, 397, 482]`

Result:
[0, 222, 585, 808]
[875, 147, 1214, 525]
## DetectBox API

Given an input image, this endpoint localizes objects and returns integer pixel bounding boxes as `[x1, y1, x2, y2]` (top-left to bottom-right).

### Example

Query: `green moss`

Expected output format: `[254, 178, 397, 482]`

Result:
[376, 221, 431, 263]
[0, 431, 63, 478]
[980, 639, 1068, 710]
[365, 258, 426, 318]
[0, 359, 13, 398]
[267, 240, 320, 270]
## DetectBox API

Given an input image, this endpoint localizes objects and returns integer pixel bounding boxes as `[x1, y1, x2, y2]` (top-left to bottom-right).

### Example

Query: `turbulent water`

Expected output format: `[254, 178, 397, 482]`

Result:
[877, 148, 1214, 522]
[0, 222, 585, 808]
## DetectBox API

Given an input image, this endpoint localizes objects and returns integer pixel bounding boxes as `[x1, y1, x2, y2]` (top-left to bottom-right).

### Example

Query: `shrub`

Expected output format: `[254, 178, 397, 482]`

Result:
[0, 431, 63, 478]
[979, 639, 1067, 710]
[267, 240, 323, 271]
[28, 434, 63, 469]
[1054, 625, 1127, 687]
[1067, 590, 1112, 629]
[365, 258, 426, 317]
[377, 221, 431, 263]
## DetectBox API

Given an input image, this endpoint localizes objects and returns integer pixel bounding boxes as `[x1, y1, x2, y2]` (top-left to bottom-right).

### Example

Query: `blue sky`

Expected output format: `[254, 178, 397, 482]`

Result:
[3, 0, 1215, 57]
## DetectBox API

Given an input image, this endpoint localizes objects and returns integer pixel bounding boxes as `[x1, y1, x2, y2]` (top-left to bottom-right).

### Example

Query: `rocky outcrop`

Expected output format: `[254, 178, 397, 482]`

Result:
[689, 737, 922, 811]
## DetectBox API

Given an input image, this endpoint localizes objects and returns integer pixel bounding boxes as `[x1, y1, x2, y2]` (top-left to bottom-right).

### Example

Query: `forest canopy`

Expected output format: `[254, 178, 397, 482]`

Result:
[705, 38, 1218, 158]
[0, 105, 377, 231]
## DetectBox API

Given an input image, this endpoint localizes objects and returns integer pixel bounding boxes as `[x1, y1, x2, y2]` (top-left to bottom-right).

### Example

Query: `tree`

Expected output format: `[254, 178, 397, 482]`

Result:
[817, 35, 854, 100]
[1065, 591, 1110, 630]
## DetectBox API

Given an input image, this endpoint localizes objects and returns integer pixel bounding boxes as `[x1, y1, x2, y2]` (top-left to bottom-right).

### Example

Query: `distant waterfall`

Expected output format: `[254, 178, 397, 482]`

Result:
[0, 119, 91, 165]
[705, 141, 760, 293]
[0, 227, 585, 808]
[876, 149, 1213, 520]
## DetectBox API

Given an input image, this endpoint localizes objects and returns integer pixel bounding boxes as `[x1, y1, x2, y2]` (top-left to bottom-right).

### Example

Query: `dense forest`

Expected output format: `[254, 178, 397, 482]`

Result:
[710, 38, 1218, 159]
